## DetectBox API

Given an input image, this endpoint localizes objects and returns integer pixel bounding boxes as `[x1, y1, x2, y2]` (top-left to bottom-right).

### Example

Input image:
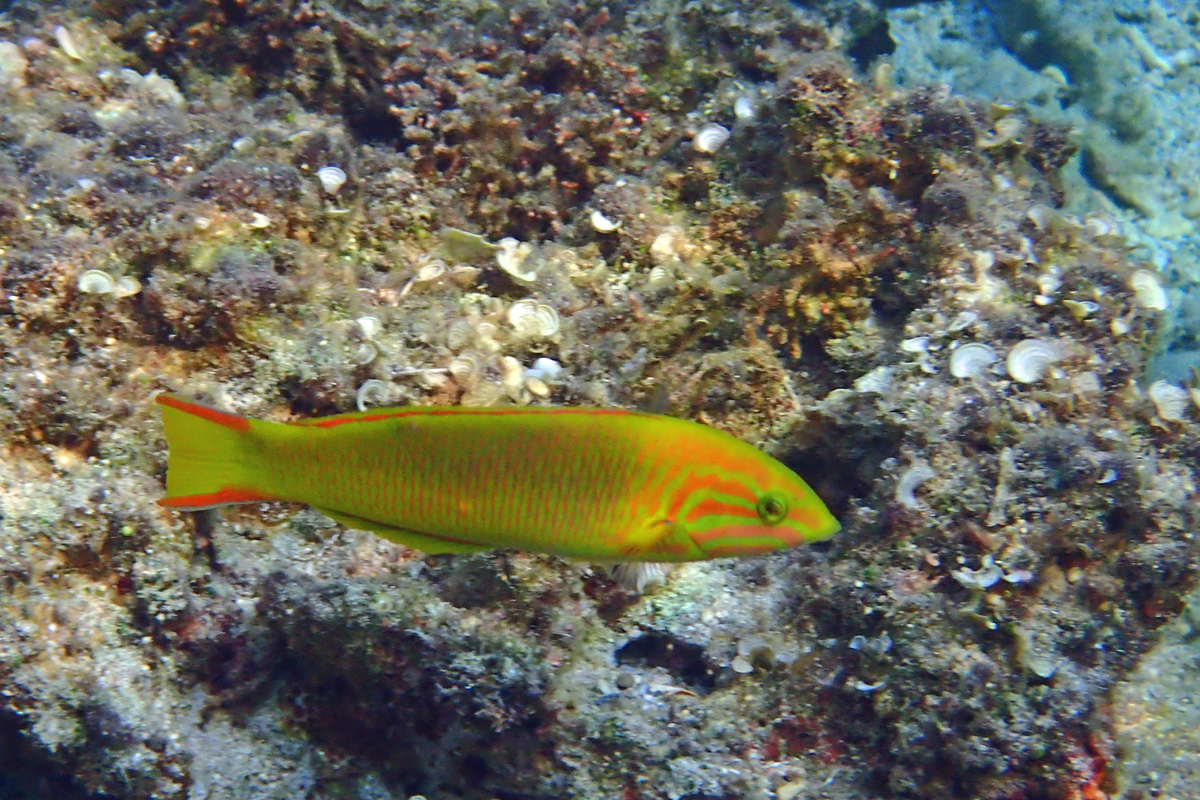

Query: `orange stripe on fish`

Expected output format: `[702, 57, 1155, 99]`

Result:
[304, 406, 637, 429]
[156, 393, 251, 433]
[159, 487, 276, 509]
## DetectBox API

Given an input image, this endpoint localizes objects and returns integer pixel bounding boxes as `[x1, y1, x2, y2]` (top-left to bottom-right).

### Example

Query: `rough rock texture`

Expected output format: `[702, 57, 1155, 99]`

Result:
[0, 3, 1196, 799]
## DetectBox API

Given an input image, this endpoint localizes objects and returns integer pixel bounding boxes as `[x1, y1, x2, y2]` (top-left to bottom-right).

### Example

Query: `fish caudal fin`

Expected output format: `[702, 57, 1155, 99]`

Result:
[156, 394, 277, 510]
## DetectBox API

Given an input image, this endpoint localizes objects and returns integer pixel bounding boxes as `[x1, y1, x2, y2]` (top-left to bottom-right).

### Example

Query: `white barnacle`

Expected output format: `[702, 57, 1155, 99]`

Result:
[692, 122, 731, 154]
[589, 209, 620, 233]
[316, 165, 347, 195]
[895, 461, 936, 509]
[949, 343, 998, 379]
[495, 238, 537, 282]
[1006, 339, 1060, 384]
[1147, 380, 1190, 421]
[1129, 269, 1168, 311]
[77, 269, 115, 294]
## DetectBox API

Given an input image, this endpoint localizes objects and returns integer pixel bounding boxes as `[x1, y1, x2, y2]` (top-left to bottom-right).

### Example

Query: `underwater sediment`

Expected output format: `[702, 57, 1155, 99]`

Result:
[0, 1, 1196, 798]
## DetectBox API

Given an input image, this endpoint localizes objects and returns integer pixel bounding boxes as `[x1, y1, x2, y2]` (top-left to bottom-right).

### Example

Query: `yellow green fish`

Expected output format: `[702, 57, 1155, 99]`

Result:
[156, 394, 838, 561]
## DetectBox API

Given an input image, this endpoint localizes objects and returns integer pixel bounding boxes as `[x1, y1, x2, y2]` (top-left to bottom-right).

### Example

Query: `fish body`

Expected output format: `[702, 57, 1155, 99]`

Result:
[156, 394, 839, 561]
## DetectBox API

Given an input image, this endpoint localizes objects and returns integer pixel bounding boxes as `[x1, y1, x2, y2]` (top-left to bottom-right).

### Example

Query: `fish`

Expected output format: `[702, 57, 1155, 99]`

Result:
[156, 393, 839, 562]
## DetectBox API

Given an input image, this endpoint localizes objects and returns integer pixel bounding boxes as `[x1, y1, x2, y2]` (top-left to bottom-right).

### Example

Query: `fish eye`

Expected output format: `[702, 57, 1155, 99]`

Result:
[756, 491, 789, 525]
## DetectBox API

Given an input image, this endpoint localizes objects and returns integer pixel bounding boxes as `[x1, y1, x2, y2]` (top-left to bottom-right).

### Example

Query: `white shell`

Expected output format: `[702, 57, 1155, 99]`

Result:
[1006, 339, 1060, 384]
[524, 375, 551, 397]
[77, 269, 115, 294]
[316, 165, 347, 195]
[495, 238, 537, 282]
[500, 356, 525, 397]
[733, 96, 756, 122]
[112, 276, 141, 298]
[354, 315, 380, 338]
[949, 343, 999, 379]
[1148, 380, 1190, 421]
[507, 300, 560, 338]
[414, 259, 446, 282]
[447, 355, 479, 384]
[951, 556, 1004, 590]
[355, 379, 391, 412]
[894, 461, 935, 509]
[0, 42, 28, 88]
[445, 319, 474, 351]
[527, 357, 563, 381]
[647, 265, 673, 289]
[1129, 269, 1168, 311]
[589, 209, 620, 233]
[54, 25, 82, 60]
[692, 123, 731, 154]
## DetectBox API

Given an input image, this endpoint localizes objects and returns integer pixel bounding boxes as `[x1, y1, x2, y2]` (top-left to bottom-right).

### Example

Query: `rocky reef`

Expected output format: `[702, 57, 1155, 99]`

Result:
[0, 2, 1196, 799]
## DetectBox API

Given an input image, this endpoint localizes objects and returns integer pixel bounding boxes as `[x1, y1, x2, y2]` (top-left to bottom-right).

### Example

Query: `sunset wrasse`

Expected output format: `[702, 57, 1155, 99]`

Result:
[156, 394, 839, 561]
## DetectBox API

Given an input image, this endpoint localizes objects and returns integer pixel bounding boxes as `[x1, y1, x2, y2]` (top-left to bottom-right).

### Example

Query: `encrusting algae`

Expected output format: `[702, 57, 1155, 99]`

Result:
[157, 394, 839, 561]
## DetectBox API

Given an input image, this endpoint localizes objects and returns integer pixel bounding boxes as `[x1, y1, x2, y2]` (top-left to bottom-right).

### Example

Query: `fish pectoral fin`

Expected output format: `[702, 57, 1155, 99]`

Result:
[622, 518, 705, 562]
[314, 507, 490, 555]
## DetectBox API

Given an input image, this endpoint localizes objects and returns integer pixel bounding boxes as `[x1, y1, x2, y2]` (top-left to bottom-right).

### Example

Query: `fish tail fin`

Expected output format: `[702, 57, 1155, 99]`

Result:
[156, 393, 279, 510]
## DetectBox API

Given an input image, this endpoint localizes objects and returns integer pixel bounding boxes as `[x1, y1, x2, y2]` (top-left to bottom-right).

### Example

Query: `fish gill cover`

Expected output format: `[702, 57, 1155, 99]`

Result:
[0, 1, 1196, 799]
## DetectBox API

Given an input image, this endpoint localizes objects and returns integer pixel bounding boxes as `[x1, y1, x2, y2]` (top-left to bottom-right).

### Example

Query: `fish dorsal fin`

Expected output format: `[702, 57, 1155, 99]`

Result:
[314, 507, 490, 555]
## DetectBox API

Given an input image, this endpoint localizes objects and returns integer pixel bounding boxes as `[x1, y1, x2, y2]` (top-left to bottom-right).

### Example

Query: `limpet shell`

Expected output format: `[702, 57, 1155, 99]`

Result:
[414, 260, 446, 282]
[448, 355, 479, 384]
[949, 343, 999, 379]
[692, 123, 731, 154]
[77, 269, 115, 294]
[507, 300, 560, 338]
[1129, 269, 1168, 311]
[112, 276, 141, 299]
[589, 209, 620, 233]
[1006, 339, 1060, 384]
[1148, 380, 1190, 421]
[316, 165, 347, 195]
[496, 238, 537, 282]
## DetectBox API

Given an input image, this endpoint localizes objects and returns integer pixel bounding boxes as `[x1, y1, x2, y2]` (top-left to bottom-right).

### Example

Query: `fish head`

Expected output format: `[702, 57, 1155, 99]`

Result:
[675, 463, 840, 560]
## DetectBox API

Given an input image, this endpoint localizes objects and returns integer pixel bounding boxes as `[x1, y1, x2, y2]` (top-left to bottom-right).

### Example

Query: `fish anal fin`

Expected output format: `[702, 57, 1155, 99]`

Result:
[314, 507, 490, 554]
